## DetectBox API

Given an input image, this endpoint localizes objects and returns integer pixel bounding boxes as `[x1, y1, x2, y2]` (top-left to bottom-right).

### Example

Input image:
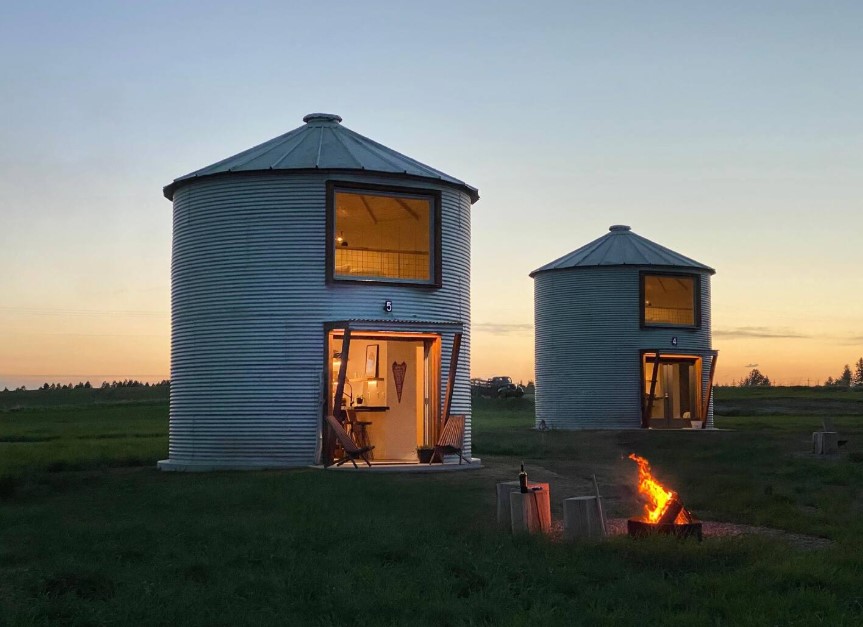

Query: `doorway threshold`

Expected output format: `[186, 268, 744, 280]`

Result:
[313, 459, 483, 473]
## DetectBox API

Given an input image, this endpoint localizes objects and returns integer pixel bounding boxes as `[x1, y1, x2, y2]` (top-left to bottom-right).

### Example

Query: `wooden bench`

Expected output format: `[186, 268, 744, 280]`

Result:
[325, 414, 374, 468]
[429, 415, 471, 465]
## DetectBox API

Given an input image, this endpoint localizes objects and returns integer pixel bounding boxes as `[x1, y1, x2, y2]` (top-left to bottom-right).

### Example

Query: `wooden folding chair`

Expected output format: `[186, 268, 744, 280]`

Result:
[325, 414, 374, 468]
[429, 415, 471, 465]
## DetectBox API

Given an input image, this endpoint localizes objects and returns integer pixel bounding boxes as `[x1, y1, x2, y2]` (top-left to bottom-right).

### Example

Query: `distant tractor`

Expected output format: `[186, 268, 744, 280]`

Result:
[471, 376, 525, 398]
[497, 382, 525, 398]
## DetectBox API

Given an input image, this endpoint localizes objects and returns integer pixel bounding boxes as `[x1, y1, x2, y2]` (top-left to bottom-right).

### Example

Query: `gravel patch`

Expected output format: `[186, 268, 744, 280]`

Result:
[601, 518, 831, 550]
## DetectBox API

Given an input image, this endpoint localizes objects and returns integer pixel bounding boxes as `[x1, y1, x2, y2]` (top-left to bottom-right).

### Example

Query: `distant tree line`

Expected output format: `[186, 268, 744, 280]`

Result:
[730, 358, 863, 389]
[41, 381, 92, 390]
[97, 379, 170, 390]
[824, 358, 863, 388]
[1, 379, 170, 393]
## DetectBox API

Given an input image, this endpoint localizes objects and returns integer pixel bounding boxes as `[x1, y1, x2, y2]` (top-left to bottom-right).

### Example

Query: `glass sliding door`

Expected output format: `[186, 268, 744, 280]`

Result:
[642, 354, 702, 428]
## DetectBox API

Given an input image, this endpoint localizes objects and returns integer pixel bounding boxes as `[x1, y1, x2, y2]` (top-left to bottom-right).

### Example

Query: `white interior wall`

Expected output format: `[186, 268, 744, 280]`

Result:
[372, 340, 421, 461]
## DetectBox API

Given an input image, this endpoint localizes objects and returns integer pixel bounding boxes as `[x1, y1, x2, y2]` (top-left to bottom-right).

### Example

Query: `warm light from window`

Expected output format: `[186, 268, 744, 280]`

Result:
[643, 274, 696, 326]
[333, 189, 433, 282]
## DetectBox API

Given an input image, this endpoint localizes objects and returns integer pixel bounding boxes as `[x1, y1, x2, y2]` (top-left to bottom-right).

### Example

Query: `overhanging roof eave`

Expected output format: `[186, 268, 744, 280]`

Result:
[529, 262, 716, 278]
[163, 168, 479, 203]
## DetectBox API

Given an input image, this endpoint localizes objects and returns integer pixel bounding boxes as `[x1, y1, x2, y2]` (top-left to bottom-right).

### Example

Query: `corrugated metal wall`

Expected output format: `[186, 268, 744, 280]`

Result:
[161, 173, 472, 470]
[534, 266, 713, 429]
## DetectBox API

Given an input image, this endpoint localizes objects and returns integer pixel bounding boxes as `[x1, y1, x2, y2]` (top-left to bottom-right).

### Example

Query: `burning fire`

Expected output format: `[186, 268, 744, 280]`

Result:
[628, 454, 687, 524]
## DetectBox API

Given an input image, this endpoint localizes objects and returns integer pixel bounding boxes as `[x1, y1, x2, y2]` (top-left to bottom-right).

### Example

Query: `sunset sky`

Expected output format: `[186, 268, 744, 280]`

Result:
[1, 1, 861, 390]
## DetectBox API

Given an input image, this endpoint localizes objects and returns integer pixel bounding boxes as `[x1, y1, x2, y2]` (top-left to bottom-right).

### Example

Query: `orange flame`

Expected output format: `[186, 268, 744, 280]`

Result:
[628, 453, 676, 523]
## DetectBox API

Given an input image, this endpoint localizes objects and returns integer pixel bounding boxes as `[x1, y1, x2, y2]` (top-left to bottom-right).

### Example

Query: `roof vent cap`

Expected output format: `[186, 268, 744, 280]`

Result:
[303, 112, 342, 124]
[609, 224, 631, 232]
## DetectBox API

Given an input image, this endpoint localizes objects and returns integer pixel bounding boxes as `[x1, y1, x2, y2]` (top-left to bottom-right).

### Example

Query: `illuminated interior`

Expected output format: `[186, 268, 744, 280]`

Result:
[643, 353, 702, 427]
[328, 331, 440, 463]
[643, 274, 696, 326]
[333, 189, 433, 282]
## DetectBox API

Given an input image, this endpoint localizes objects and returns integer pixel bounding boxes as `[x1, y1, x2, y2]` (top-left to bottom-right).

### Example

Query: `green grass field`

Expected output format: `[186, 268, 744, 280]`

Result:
[1, 388, 862, 625]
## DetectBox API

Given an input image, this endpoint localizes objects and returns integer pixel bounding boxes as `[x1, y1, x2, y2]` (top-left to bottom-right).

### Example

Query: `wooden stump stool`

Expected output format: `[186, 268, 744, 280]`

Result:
[812, 431, 839, 455]
[510, 488, 551, 535]
[496, 481, 550, 531]
[563, 496, 605, 540]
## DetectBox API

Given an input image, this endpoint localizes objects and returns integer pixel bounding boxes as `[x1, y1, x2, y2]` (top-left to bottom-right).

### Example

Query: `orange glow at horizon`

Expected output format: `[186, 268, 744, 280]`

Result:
[0, 306, 170, 389]
[2, 310, 859, 390]
[470, 327, 862, 387]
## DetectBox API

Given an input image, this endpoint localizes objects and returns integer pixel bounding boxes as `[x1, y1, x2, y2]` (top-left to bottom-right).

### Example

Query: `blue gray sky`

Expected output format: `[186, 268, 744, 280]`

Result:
[1, 1, 861, 387]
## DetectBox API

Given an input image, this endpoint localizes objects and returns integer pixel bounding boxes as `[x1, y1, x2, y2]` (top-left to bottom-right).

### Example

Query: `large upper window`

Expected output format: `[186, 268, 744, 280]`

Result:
[327, 183, 440, 286]
[641, 273, 699, 327]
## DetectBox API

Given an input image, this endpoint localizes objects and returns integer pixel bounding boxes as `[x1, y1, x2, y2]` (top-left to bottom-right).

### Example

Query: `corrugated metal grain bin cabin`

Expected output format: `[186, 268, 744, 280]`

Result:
[159, 113, 479, 470]
[531, 225, 718, 430]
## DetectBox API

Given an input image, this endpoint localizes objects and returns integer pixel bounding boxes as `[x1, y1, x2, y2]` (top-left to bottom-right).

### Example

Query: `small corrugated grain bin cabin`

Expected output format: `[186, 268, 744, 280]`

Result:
[531, 225, 718, 430]
[159, 113, 479, 470]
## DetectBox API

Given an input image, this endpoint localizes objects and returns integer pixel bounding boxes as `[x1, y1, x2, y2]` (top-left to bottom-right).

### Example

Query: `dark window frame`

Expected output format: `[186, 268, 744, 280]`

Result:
[639, 271, 701, 329]
[325, 180, 442, 288]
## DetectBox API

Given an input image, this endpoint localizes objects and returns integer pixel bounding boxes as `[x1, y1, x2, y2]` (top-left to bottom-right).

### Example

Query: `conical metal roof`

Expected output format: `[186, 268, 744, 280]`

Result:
[164, 113, 479, 202]
[530, 225, 715, 276]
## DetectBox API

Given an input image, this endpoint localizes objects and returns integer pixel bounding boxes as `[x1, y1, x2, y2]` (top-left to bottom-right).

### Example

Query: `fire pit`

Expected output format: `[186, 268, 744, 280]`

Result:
[627, 454, 702, 541]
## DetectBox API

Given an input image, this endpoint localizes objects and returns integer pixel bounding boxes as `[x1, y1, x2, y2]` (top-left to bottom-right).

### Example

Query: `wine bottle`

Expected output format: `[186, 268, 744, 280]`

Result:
[519, 463, 528, 493]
